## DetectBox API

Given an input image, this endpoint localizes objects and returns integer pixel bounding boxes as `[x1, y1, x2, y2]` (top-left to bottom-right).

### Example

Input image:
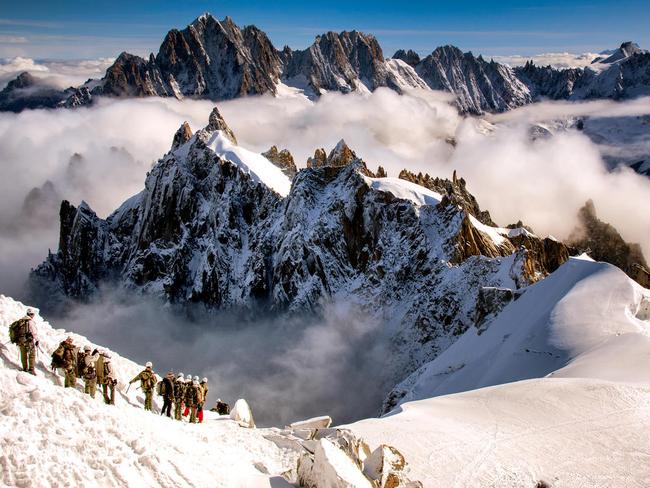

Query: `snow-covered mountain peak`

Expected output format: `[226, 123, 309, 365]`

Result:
[596, 41, 647, 64]
[191, 11, 216, 26]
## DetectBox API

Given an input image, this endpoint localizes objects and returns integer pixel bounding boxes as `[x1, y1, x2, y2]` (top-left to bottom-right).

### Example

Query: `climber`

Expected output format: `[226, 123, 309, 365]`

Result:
[8, 308, 38, 375]
[51, 336, 78, 387]
[173, 372, 186, 420]
[197, 377, 208, 423]
[182, 375, 193, 418]
[210, 399, 230, 415]
[188, 376, 204, 423]
[159, 371, 175, 418]
[81, 346, 100, 398]
[101, 352, 117, 405]
[96, 350, 105, 387]
[129, 362, 157, 411]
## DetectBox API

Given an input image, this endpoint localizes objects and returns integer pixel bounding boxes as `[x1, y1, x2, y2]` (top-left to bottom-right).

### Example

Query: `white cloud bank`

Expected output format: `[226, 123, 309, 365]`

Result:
[0, 56, 113, 89]
[1, 90, 650, 299]
[490, 52, 601, 69]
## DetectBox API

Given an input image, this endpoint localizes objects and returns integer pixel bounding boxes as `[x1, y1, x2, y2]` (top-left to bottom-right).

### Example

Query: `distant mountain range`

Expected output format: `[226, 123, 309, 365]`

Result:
[1, 14, 649, 114]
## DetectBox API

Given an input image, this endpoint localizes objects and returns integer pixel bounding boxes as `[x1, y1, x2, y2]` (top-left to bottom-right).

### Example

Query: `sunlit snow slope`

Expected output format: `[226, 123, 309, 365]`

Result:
[0, 296, 295, 487]
[350, 257, 650, 487]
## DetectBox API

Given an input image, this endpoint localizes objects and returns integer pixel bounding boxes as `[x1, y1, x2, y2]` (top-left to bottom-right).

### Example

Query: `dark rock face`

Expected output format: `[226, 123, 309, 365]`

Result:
[393, 49, 421, 67]
[413, 46, 532, 114]
[96, 14, 283, 101]
[567, 200, 650, 286]
[64, 87, 92, 108]
[282, 30, 406, 94]
[305, 140, 376, 176]
[0, 72, 70, 112]
[99, 52, 169, 98]
[474, 287, 516, 329]
[33, 123, 283, 307]
[206, 106, 237, 143]
[515, 62, 583, 99]
[171, 121, 193, 150]
[597, 41, 646, 65]
[20, 180, 62, 225]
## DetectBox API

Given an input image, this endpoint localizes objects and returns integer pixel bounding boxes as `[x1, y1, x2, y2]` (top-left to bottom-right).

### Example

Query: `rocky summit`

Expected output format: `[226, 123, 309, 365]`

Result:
[567, 200, 650, 287]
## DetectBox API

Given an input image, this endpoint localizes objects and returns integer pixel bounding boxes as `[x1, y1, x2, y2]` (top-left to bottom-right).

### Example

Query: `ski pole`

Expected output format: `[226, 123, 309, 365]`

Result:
[126, 383, 131, 394]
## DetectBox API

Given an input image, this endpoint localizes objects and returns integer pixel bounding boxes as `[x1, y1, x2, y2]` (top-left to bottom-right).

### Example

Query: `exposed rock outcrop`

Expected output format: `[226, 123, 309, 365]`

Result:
[171, 121, 193, 150]
[0, 72, 71, 112]
[92, 14, 283, 102]
[206, 106, 237, 143]
[474, 287, 517, 330]
[262, 145, 297, 178]
[398, 169, 495, 225]
[265, 425, 420, 487]
[567, 200, 650, 286]
[282, 30, 412, 95]
[393, 49, 421, 67]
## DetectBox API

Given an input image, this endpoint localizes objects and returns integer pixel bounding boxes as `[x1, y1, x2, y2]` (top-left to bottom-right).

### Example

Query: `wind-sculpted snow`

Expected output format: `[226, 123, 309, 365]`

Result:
[350, 257, 650, 486]
[385, 257, 650, 408]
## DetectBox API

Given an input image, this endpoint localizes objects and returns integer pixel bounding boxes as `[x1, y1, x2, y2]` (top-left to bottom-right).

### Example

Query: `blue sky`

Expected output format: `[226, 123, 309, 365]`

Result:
[0, 0, 648, 59]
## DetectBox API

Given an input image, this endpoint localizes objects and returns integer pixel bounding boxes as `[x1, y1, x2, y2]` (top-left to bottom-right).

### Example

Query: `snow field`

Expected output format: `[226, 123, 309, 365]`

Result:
[348, 258, 650, 486]
[207, 131, 292, 197]
[350, 377, 650, 487]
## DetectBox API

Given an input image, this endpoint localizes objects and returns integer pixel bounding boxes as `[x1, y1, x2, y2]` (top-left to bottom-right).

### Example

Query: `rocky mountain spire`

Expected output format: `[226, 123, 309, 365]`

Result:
[567, 200, 650, 286]
[327, 139, 357, 167]
[262, 146, 297, 178]
[392, 49, 421, 67]
[306, 148, 327, 168]
[206, 106, 237, 144]
[171, 121, 193, 150]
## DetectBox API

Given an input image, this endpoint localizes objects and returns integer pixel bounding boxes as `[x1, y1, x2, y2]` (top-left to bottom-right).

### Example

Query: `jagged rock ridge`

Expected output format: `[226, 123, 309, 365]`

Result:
[515, 41, 650, 101]
[31, 106, 571, 404]
[262, 146, 297, 178]
[412, 45, 532, 114]
[2, 13, 649, 115]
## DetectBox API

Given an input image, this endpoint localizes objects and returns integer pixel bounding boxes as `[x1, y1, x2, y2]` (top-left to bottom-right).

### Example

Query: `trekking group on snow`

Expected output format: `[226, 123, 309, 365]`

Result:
[8, 309, 230, 423]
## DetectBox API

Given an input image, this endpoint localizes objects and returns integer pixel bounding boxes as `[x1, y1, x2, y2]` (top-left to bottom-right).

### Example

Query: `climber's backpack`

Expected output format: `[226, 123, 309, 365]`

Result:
[9, 318, 29, 344]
